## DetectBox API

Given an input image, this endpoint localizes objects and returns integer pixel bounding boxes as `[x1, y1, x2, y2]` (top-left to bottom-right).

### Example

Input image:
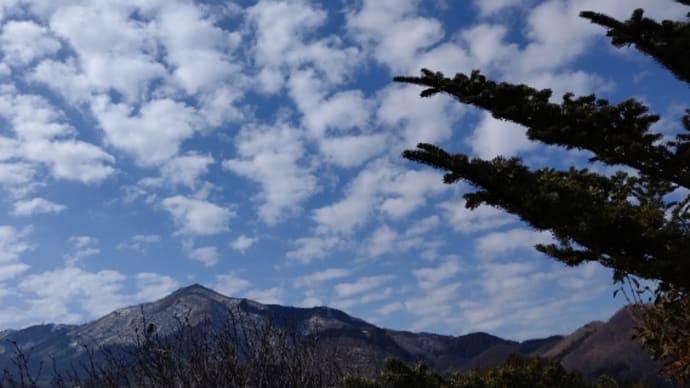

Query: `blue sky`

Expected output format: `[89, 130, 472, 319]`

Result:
[0, 0, 688, 340]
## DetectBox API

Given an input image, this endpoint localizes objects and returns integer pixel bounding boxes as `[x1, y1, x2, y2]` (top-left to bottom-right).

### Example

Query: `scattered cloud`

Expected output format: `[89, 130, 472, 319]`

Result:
[64, 235, 100, 266]
[377, 301, 403, 315]
[0, 89, 115, 184]
[18, 266, 127, 323]
[213, 273, 252, 297]
[230, 234, 257, 254]
[346, 0, 443, 73]
[183, 242, 219, 267]
[0, 20, 61, 65]
[475, 228, 553, 259]
[439, 199, 515, 233]
[162, 195, 234, 236]
[293, 268, 351, 288]
[468, 113, 536, 158]
[246, 287, 283, 305]
[223, 123, 317, 225]
[287, 236, 340, 263]
[413, 256, 462, 289]
[135, 273, 179, 302]
[159, 153, 214, 188]
[0, 0, 664, 338]
[0, 225, 33, 281]
[12, 197, 65, 216]
[405, 256, 463, 330]
[473, 0, 526, 16]
[117, 234, 161, 253]
[92, 97, 203, 167]
[366, 224, 399, 257]
[335, 275, 394, 298]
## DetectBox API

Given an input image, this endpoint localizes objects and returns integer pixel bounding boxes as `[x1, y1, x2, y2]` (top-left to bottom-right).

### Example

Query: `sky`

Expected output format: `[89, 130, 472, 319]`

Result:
[0, 0, 688, 341]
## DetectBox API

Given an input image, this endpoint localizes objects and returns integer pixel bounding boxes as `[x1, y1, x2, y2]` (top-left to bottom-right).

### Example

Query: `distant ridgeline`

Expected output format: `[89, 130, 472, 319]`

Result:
[0, 285, 676, 387]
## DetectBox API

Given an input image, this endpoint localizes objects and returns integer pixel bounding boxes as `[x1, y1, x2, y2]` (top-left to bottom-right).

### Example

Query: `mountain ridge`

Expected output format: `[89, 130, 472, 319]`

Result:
[0, 284, 669, 386]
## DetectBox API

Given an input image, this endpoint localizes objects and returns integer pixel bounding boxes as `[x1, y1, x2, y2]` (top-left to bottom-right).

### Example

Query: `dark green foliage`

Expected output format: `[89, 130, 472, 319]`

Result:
[580, 6, 690, 84]
[449, 356, 595, 388]
[395, 1, 690, 384]
[341, 356, 637, 388]
[342, 358, 448, 388]
[633, 287, 690, 383]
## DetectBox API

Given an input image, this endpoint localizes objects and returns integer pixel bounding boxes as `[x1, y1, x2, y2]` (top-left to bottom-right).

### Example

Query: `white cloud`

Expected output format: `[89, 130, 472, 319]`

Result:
[531, 70, 612, 101]
[230, 234, 257, 254]
[377, 84, 463, 146]
[135, 273, 179, 302]
[27, 140, 116, 183]
[12, 197, 66, 216]
[117, 234, 160, 252]
[92, 97, 203, 166]
[286, 70, 384, 167]
[246, 287, 282, 305]
[299, 294, 322, 308]
[288, 71, 372, 138]
[377, 301, 403, 315]
[18, 266, 128, 323]
[445, 256, 614, 338]
[159, 153, 214, 188]
[475, 228, 553, 259]
[468, 112, 536, 159]
[313, 159, 447, 236]
[293, 268, 351, 288]
[413, 256, 462, 290]
[135, 234, 161, 243]
[223, 123, 316, 225]
[473, 0, 525, 16]
[64, 235, 99, 266]
[0, 89, 115, 184]
[360, 287, 393, 304]
[0, 262, 30, 281]
[405, 282, 461, 330]
[162, 195, 234, 236]
[247, 0, 360, 91]
[379, 168, 448, 219]
[305, 160, 449, 261]
[439, 199, 515, 233]
[312, 162, 386, 235]
[0, 20, 61, 65]
[460, 24, 519, 72]
[334, 275, 393, 298]
[366, 224, 398, 257]
[154, 2, 240, 95]
[0, 163, 39, 198]
[183, 241, 219, 267]
[455, 261, 548, 331]
[248, 0, 325, 74]
[514, 0, 687, 78]
[29, 58, 91, 104]
[0, 225, 33, 264]
[405, 215, 440, 236]
[47, 3, 167, 103]
[346, 0, 443, 73]
[318, 133, 388, 168]
[213, 272, 251, 297]
[286, 236, 340, 263]
[404, 255, 463, 330]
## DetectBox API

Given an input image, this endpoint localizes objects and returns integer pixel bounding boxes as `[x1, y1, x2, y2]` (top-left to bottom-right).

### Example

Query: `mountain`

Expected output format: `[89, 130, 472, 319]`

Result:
[538, 307, 672, 387]
[0, 284, 671, 385]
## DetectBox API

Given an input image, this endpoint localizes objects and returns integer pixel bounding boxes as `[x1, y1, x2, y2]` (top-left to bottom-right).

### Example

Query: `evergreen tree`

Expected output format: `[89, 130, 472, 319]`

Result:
[395, 2, 690, 383]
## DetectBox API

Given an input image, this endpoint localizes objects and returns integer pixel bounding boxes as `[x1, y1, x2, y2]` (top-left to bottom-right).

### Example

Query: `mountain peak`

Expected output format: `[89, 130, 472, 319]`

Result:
[167, 283, 227, 300]
[178, 283, 214, 293]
